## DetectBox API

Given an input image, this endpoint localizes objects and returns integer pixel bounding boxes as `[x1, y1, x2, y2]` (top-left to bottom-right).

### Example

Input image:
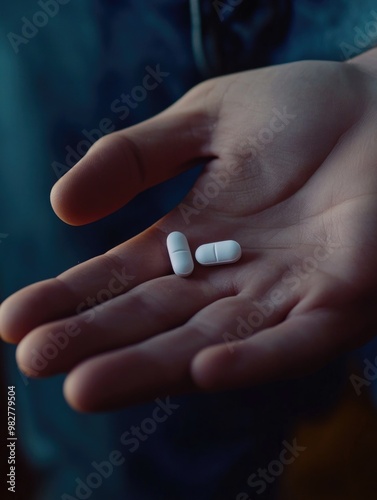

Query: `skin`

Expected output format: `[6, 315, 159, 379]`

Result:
[1, 49, 377, 412]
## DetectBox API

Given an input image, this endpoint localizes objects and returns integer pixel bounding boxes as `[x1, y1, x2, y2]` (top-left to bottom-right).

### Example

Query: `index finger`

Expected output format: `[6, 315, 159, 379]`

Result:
[51, 97, 215, 226]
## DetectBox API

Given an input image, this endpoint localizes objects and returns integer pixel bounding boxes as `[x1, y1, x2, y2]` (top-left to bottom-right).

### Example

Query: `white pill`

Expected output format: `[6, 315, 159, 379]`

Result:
[195, 240, 241, 266]
[167, 231, 194, 277]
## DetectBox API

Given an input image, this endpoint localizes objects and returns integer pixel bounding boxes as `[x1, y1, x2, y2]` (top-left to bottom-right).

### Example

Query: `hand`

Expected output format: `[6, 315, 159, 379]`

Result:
[1, 51, 377, 412]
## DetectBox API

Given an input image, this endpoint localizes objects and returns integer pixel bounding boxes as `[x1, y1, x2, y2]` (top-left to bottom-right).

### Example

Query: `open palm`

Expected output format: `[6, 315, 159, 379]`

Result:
[2, 53, 377, 412]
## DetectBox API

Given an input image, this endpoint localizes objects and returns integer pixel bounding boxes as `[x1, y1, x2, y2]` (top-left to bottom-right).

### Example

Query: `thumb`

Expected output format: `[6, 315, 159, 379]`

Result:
[50, 88, 216, 225]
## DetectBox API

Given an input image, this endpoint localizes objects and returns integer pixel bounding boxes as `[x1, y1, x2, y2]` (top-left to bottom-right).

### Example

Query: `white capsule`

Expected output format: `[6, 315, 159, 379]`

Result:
[195, 240, 241, 266]
[166, 232, 194, 277]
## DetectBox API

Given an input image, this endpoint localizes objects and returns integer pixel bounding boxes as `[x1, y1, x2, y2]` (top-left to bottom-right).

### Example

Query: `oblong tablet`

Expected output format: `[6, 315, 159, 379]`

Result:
[167, 232, 194, 277]
[195, 240, 241, 266]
